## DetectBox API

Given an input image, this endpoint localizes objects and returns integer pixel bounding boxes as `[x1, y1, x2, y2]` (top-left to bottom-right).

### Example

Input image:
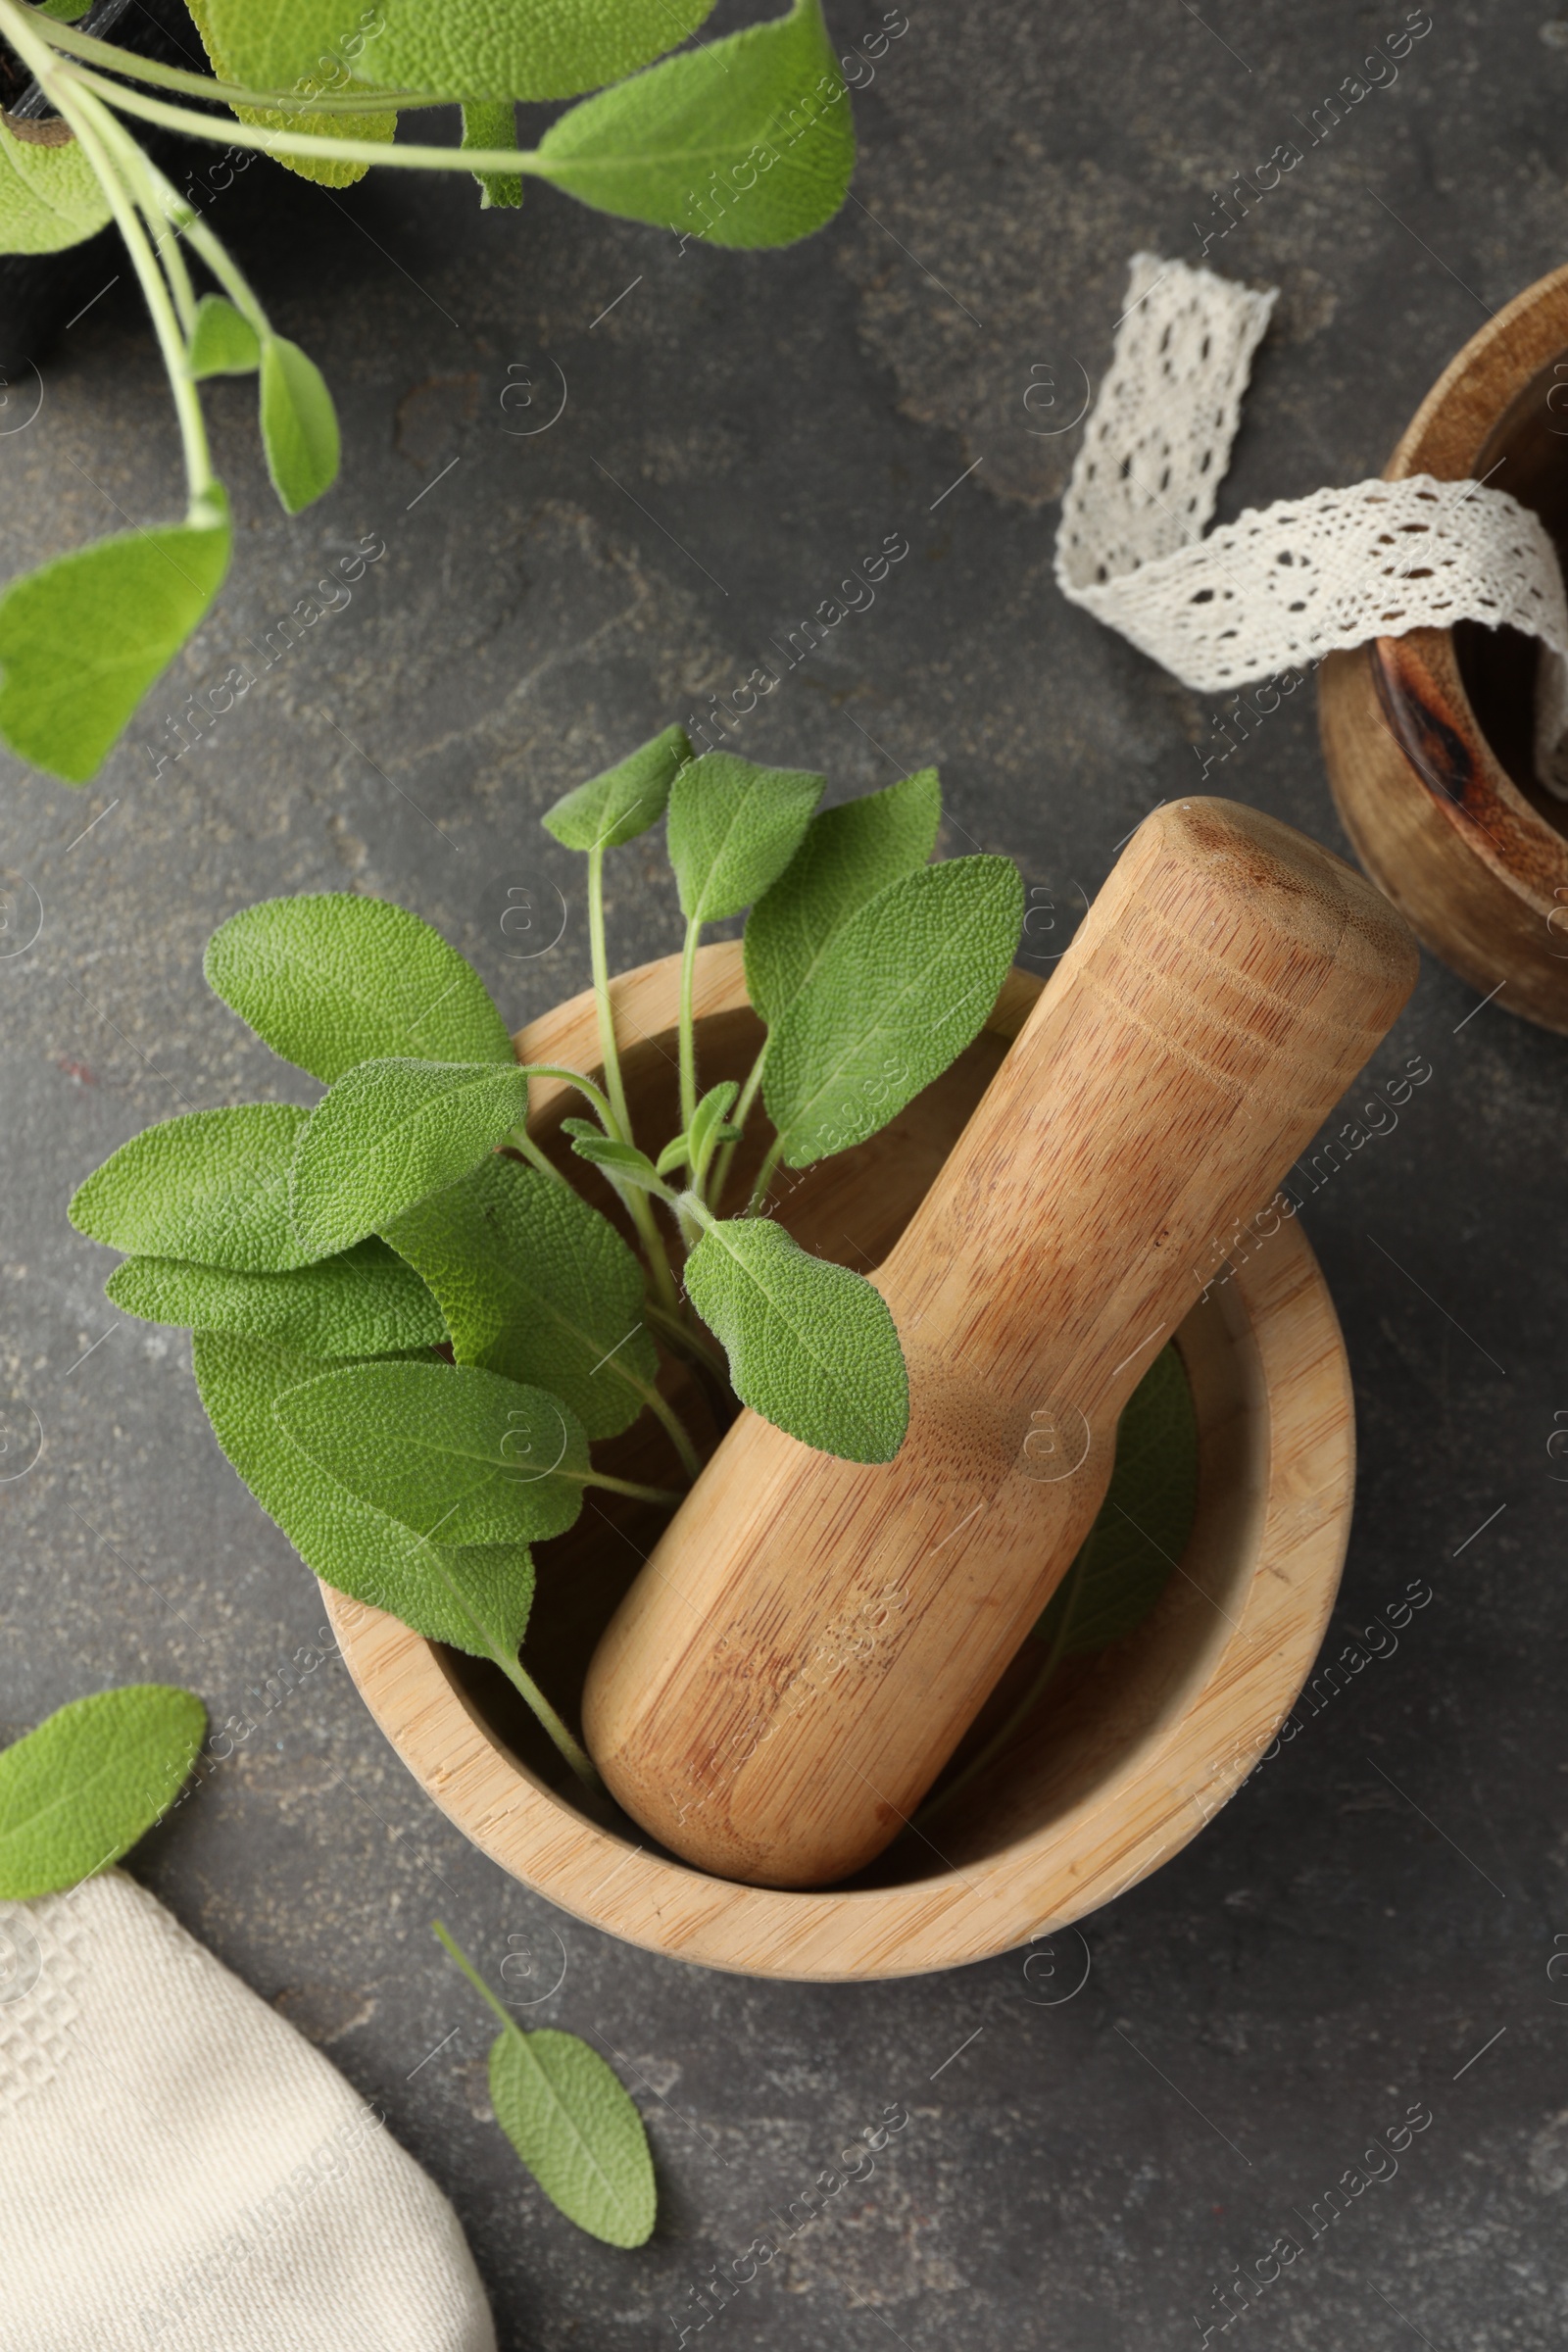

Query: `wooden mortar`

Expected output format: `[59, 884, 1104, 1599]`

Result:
[322, 941, 1356, 1981]
[1318, 259, 1568, 1031]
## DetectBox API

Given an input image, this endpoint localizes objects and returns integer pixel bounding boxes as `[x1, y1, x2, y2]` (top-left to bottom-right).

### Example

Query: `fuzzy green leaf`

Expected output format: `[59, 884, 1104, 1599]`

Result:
[684, 1215, 906, 1461]
[560, 1120, 665, 1195]
[186, 0, 395, 188]
[0, 490, 230, 784]
[1034, 1345, 1199, 1655]
[763, 857, 1023, 1168]
[463, 99, 522, 208]
[383, 1156, 658, 1441]
[70, 1102, 319, 1273]
[541, 725, 691, 853]
[205, 892, 515, 1085]
[744, 768, 941, 1025]
[658, 1081, 739, 1181]
[538, 0, 855, 249]
[290, 1060, 529, 1257]
[276, 1360, 588, 1546]
[189, 293, 260, 379]
[106, 1237, 445, 1355]
[666, 751, 822, 924]
[489, 2026, 656, 2246]
[0, 1686, 206, 1900]
[259, 336, 340, 516]
[0, 116, 112, 255]
[362, 0, 713, 99]
[192, 1332, 535, 1655]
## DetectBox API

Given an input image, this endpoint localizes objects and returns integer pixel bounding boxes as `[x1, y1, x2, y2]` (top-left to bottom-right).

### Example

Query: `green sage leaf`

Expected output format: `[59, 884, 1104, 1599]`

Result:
[463, 99, 522, 209]
[189, 293, 260, 379]
[0, 490, 230, 784]
[561, 1120, 666, 1195]
[106, 1237, 445, 1355]
[192, 1332, 535, 1655]
[383, 1156, 658, 1441]
[541, 724, 690, 853]
[205, 892, 515, 1084]
[70, 1102, 319, 1273]
[1034, 1345, 1199, 1655]
[289, 1059, 529, 1257]
[489, 2025, 657, 2247]
[186, 0, 396, 189]
[666, 751, 822, 923]
[744, 768, 941, 1024]
[0, 1685, 206, 1900]
[368, 0, 715, 100]
[684, 1215, 906, 1461]
[763, 857, 1023, 1167]
[259, 336, 340, 516]
[537, 0, 855, 249]
[658, 1081, 739, 1181]
[0, 115, 112, 256]
[275, 1359, 588, 1546]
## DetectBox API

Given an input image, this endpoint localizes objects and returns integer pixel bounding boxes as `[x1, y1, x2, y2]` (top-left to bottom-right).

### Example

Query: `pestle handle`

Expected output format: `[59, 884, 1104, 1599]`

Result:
[584, 800, 1418, 1888]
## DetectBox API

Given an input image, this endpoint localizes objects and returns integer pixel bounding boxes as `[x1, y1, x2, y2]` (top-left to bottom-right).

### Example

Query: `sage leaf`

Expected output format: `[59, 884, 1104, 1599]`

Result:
[561, 1120, 666, 1196]
[657, 1081, 739, 1181]
[684, 1215, 906, 1461]
[70, 1102, 320, 1273]
[763, 856, 1024, 1167]
[542, 724, 690, 853]
[0, 490, 230, 784]
[666, 751, 822, 923]
[187, 0, 395, 189]
[538, 0, 855, 249]
[463, 100, 522, 209]
[383, 1156, 659, 1441]
[369, 0, 715, 100]
[189, 293, 260, 379]
[1034, 1344, 1199, 1655]
[0, 114, 112, 255]
[259, 336, 340, 516]
[289, 1059, 529, 1257]
[435, 1926, 656, 2247]
[744, 768, 941, 1024]
[0, 1686, 206, 1901]
[106, 1237, 445, 1356]
[275, 1360, 588, 1546]
[192, 1332, 535, 1656]
[490, 2027, 656, 2247]
[204, 892, 515, 1084]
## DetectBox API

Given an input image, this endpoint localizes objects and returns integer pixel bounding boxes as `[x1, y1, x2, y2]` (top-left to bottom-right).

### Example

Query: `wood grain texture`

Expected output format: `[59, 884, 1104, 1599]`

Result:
[582, 800, 1414, 1888]
[323, 934, 1357, 1981]
[1317, 260, 1568, 1031]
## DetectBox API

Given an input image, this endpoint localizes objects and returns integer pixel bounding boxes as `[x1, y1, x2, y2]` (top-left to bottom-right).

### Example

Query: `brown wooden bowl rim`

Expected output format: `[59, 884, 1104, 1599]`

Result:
[323, 943, 1354, 1982]
[1368, 260, 1568, 900]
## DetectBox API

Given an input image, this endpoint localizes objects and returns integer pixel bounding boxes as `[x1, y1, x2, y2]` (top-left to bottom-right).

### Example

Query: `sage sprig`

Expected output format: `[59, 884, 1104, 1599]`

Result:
[72, 733, 1025, 1787]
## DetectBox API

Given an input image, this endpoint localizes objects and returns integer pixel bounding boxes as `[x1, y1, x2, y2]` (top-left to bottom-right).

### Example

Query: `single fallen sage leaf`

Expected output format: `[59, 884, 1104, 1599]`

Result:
[683, 1213, 907, 1461]
[205, 891, 515, 1084]
[106, 1237, 446, 1356]
[0, 1685, 206, 1900]
[70, 1102, 320, 1273]
[434, 1923, 656, 2247]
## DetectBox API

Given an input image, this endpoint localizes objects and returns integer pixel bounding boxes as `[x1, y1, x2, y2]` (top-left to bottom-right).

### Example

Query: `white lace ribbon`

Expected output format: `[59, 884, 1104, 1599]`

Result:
[1054, 253, 1568, 794]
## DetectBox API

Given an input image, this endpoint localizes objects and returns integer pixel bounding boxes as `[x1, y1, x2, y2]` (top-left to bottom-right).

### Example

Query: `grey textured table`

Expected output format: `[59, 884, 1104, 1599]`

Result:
[5, 3, 1567, 2344]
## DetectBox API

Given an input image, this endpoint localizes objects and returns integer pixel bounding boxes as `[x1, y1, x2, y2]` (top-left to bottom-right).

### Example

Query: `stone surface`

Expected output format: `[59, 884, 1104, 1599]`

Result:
[4, 2, 1568, 2345]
